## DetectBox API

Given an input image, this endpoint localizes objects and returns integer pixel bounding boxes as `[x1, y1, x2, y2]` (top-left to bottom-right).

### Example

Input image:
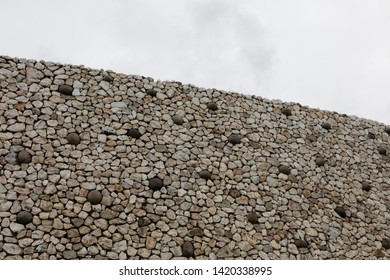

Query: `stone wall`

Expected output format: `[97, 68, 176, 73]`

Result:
[0, 55, 389, 260]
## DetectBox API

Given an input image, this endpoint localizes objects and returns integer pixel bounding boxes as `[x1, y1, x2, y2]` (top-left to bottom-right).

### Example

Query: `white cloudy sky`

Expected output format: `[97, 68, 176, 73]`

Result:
[1, 0, 389, 124]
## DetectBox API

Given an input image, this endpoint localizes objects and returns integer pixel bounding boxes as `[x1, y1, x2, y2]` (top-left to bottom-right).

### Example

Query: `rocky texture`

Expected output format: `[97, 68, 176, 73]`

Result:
[0, 55, 389, 260]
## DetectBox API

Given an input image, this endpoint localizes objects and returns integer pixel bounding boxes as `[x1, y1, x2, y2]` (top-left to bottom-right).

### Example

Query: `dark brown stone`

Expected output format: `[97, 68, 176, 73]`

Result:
[382, 238, 390, 250]
[367, 131, 376, 139]
[247, 212, 258, 224]
[361, 181, 372, 192]
[67, 132, 81, 145]
[149, 177, 163, 191]
[17, 211, 33, 225]
[315, 156, 326, 167]
[189, 228, 203, 237]
[335, 206, 347, 218]
[294, 239, 309, 248]
[378, 147, 387, 155]
[127, 128, 141, 139]
[281, 108, 292, 116]
[58, 85, 73, 95]
[321, 122, 331, 130]
[87, 190, 102, 205]
[17, 150, 32, 164]
[279, 165, 290, 175]
[384, 127, 390, 134]
[103, 75, 114, 82]
[182, 241, 194, 258]
[229, 189, 241, 198]
[146, 89, 157, 97]
[228, 134, 240, 145]
[199, 170, 211, 180]
[207, 102, 218, 111]
[172, 115, 184, 125]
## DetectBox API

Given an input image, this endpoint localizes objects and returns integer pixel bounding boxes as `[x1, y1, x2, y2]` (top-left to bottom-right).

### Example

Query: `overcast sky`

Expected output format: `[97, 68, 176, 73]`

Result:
[1, 0, 389, 124]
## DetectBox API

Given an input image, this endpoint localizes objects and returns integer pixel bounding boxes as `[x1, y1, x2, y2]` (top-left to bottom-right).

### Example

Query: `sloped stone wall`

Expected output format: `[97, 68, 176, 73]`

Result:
[0, 55, 389, 260]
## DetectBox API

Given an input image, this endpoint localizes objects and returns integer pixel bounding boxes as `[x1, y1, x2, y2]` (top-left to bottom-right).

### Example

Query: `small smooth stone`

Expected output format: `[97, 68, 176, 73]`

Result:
[229, 189, 241, 198]
[335, 206, 347, 218]
[146, 89, 157, 97]
[87, 190, 103, 205]
[321, 122, 331, 130]
[17, 150, 32, 164]
[67, 132, 81, 145]
[17, 211, 33, 225]
[172, 115, 184, 125]
[278, 165, 290, 175]
[149, 177, 163, 191]
[382, 238, 390, 249]
[281, 108, 292, 116]
[247, 212, 258, 224]
[182, 241, 194, 258]
[228, 134, 240, 145]
[378, 147, 387, 155]
[207, 102, 218, 111]
[199, 170, 211, 180]
[127, 128, 141, 139]
[361, 181, 372, 191]
[315, 156, 326, 167]
[294, 239, 309, 248]
[103, 75, 114, 82]
[58, 85, 73, 95]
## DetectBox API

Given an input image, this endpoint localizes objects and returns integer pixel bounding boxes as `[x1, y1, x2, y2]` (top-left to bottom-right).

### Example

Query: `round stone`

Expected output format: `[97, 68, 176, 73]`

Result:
[281, 108, 292, 116]
[127, 128, 141, 139]
[361, 181, 372, 192]
[87, 190, 102, 205]
[382, 238, 390, 250]
[247, 212, 258, 224]
[335, 206, 347, 218]
[207, 102, 218, 111]
[149, 177, 163, 191]
[385, 127, 390, 134]
[279, 165, 290, 175]
[16, 211, 33, 225]
[321, 122, 331, 130]
[378, 147, 387, 155]
[228, 134, 240, 145]
[182, 241, 194, 258]
[199, 170, 211, 180]
[229, 189, 241, 198]
[172, 115, 184, 125]
[17, 150, 32, 164]
[315, 156, 326, 167]
[58, 84, 73, 95]
[294, 239, 309, 248]
[103, 75, 114, 82]
[146, 89, 157, 97]
[67, 132, 81, 145]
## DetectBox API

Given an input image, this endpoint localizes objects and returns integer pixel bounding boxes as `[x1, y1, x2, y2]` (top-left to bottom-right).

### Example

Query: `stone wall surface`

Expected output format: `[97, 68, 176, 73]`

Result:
[0, 55, 389, 260]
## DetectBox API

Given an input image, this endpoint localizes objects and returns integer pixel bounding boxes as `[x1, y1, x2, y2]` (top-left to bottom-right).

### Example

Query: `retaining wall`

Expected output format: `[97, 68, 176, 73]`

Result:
[0, 55, 389, 259]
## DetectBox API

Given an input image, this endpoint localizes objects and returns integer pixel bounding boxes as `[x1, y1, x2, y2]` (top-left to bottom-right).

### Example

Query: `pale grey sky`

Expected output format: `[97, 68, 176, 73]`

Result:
[1, 0, 389, 124]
